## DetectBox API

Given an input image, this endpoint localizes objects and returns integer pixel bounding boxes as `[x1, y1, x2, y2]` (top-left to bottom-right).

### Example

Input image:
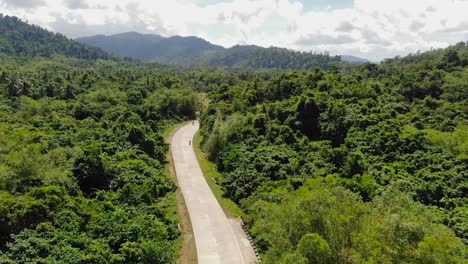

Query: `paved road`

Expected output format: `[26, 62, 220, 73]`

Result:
[171, 121, 257, 264]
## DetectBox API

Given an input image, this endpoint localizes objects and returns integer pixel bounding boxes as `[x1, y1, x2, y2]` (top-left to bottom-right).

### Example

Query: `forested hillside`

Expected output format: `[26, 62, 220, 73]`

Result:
[340, 55, 369, 64]
[76, 32, 165, 60]
[0, 56, 198, 262]
[200, 45, 342, 70]
[0, 15, 113, 60]
[77, 32, 344, 70]
[200, 42, 468, 263]
[77, 32, 224, 63]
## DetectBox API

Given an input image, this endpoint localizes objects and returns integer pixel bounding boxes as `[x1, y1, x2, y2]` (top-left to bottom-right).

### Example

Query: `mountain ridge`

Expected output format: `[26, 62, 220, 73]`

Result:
[0, 14, 113, 60]
[341, 54, 369, 63]
[76, 32, 224, 62]
[77, 32, 356, 69]
[0, 14, 367, 69]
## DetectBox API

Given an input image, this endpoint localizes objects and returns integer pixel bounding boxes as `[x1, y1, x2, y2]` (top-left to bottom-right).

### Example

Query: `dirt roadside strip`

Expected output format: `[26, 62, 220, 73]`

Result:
[171, 121, 257, 264]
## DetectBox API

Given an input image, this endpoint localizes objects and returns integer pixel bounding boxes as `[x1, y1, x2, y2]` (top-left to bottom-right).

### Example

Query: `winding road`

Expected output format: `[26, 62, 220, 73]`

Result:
[171, 121, 257, 264]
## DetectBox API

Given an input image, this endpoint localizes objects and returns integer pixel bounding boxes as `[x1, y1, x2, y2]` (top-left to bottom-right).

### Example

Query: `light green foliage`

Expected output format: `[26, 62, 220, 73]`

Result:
[352, 188, 465, 263]
[245, 179, 366, 263]
[246, 180, 466, 263]
[425, 125, 468, 160]
[144, 87, 197, 120]
[204, 113, 248, 161]
[297, 233, 331, 263]
[204, 113, 228, 161]
[276, 253, 308, 264]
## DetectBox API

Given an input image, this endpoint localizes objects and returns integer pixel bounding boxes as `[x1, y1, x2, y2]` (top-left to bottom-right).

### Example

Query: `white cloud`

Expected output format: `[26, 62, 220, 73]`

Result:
[63, 0, 88, 9]
[0, 0, 466, 61]
[1, 0, 45, 9]
[296, 33, 356, 46]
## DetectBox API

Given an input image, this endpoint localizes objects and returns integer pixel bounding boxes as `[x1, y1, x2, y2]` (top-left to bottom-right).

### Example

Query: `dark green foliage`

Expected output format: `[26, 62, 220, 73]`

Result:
[0, 56, 198, 262]
[73, 144, 112, 194]
[244, 179, 466, 263]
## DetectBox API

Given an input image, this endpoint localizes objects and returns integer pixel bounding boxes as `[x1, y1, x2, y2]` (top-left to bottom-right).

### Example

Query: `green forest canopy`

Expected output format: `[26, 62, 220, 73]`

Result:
[0, 57, 197, 263]
[0, 13, 467, 263]
[200, 41, 468, 263]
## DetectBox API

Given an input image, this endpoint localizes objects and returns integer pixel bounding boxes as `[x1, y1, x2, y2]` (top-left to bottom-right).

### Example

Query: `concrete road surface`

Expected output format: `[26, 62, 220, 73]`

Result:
[171, 121, 257, 264]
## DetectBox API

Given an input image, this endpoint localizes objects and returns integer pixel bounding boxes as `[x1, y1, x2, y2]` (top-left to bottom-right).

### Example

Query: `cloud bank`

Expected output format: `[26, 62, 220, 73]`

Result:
[0, 0, 467, 61]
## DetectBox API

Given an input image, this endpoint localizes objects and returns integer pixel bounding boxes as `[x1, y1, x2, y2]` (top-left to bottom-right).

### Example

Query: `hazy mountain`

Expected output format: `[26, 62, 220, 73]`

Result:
[76, 32, 164, 60]
[77, 32, 224, 62]
[0, 16, 344, 70]
[0, 15, 113, 60]
[340, 55, 369, 64]
[77, 33, 342, 69]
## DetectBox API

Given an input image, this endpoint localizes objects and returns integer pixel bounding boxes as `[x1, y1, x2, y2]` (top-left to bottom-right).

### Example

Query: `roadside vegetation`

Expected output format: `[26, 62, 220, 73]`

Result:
[193, 131, 245, 218]
[200, 42, 468, 263]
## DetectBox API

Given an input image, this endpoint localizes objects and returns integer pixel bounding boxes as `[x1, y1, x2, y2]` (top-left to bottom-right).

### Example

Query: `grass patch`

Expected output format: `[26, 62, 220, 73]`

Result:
[193, 130, 245, 219]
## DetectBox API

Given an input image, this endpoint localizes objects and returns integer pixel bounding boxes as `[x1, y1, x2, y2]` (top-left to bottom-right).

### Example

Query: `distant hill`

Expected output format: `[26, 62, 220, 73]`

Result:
[0, 14, 113, 60]
[201, 45, 342, 70]
[382, 41, 468, 68]
[77, 32, 224, 62]
[0, 15, 346, 70]
[77, 32, 342, 69]
[199, 45, 263, 67]
[340, 55, 369, 64]
[76, 32, 164, 60]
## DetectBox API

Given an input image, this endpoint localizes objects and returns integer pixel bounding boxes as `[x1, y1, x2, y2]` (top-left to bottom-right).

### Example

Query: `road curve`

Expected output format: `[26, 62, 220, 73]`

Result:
[171, 121, 257, 264]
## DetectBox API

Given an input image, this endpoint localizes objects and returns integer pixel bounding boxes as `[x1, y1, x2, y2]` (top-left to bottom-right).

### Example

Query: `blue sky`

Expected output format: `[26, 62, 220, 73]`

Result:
[0, 0, 467, 61]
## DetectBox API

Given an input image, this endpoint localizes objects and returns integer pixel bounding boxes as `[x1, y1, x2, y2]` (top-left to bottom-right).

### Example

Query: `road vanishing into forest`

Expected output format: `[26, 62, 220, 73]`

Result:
[171, 121, 257, 264]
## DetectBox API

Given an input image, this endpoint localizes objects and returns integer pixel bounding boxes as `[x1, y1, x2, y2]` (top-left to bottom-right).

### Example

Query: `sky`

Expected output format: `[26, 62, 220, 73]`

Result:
[0, 0, 467, 61]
